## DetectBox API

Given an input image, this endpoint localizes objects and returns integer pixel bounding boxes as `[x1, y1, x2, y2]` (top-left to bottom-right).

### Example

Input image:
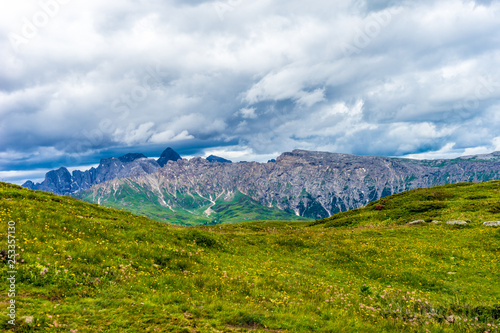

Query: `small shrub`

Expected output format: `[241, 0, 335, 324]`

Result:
[0, 249, 7, 263]
[360, 285, 372, 296]
[466, 195, 490, 200]
[324, 218, 355, 228]
[428, 191, 455, 200]
[185, 230, 217, 248]
[194, 276, 205, 288]
[488, 203, 500, 214]
[175, 259, 191, 271]
[374, 205, 385, 211]
[228, 311, 263, 328]
[407, 202, 447, 213]
[275, 237, 307, 248]
[448, 303, 500, 321]
[153, 254, 172, 268]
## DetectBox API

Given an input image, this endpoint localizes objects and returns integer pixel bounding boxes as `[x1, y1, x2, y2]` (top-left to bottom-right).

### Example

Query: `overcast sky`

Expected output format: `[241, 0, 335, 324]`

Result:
[1, 0, 500, 184]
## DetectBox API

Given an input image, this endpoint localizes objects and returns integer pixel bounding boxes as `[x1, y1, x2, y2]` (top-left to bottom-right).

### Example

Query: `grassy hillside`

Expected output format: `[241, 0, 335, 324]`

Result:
[75, 183, 309, 226]
[0, 181, 499, 332]
[311, 180, 500, 228]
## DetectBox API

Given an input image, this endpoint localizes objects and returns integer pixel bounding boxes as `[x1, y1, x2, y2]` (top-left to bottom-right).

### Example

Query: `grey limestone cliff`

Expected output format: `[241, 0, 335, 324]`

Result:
[82, 149, 500, 219]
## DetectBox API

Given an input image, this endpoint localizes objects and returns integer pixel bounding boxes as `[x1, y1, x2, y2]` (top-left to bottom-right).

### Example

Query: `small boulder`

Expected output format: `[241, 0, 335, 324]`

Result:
[408, 220, 425, 225]
[446, 220, 468, 225]
[483, 221, 500, 227]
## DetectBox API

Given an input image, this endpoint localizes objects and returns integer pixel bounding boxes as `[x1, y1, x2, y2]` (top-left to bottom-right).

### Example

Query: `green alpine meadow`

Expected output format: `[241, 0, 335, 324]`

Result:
[1, 180, 499, 332]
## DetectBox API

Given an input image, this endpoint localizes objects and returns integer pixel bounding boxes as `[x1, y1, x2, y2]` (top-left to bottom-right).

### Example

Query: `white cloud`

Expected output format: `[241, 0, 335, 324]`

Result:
[0, 169, 46, 183]
[402, 142, 498, 160]
[199, 146, 279, 163]
[149, 129, 194, 144]
[492, 136, 500, 151]
[296, 88, 326, 107]
[237, 107, 257, 119]
[115, 122, 155, 146]
[403, 143, 459, 160]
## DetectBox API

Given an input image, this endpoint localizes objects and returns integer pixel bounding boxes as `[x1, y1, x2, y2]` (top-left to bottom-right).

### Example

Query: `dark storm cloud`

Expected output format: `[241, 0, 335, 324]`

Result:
[1, 0, 500, 184]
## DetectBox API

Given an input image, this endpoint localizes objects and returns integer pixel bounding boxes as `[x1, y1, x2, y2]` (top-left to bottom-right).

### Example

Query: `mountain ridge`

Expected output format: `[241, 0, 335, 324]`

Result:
[23, 148, 500, 197]
[68, 148, 500, 223]
[22, 147, 183, 194]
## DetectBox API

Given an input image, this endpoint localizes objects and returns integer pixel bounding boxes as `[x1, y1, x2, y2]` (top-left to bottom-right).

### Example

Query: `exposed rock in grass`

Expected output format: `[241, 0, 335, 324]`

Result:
[483, 221, 500, 227]
[408, 220, 425, 225]
[446, 220, 468, 225]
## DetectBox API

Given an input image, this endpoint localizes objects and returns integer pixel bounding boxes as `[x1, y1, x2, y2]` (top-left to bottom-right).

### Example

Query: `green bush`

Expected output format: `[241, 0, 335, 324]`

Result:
[275, 237, 307, 248]
[228, 311, 264, 327]
[185, 230, 218, 248]
[406, 201, 447, 213]
[488, 203, 500, 214]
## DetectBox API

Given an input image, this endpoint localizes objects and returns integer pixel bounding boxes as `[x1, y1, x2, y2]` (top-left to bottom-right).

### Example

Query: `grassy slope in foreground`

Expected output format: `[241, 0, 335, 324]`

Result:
[0, 181, 499, 332]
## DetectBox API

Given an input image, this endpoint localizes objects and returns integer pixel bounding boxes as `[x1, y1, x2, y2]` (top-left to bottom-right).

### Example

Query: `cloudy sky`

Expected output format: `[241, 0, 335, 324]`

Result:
[1, 0, 500, 184]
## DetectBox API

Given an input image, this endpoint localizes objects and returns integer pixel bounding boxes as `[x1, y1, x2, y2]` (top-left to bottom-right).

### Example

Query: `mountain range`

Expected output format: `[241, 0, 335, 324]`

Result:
[22, 148, 500, 224]
[22, 148, 181, 195]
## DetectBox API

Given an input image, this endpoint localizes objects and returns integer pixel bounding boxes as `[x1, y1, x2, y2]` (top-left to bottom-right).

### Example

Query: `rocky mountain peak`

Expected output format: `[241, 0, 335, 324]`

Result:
[277, 149, 345, 164]
[99, 157, 118, 166]
[459, 151, 500, 161]
[41, 167, 72, 195]
[118, 153, 147, 163]
[21, 180, 35, 188]
[206, 155, 232, 163]
[157, 147, 182, 167]
[188, 157, 210, 165]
